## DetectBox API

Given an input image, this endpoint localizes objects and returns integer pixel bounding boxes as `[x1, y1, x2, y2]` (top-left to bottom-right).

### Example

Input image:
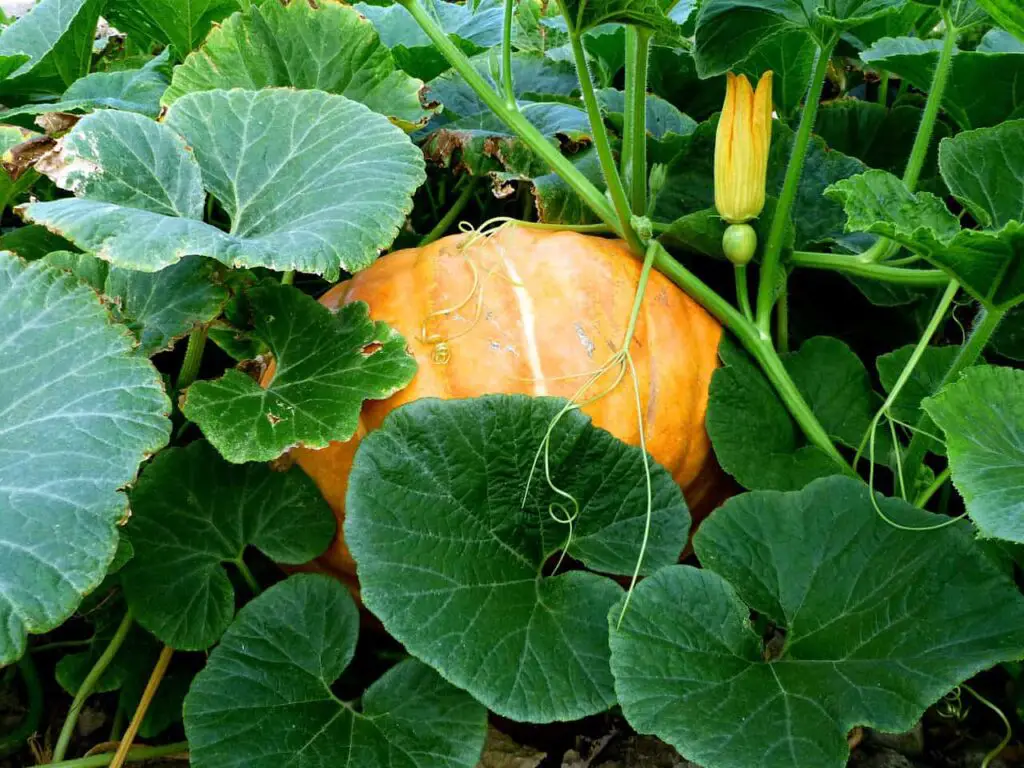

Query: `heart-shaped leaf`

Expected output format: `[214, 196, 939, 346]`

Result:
[861, 36, 1024, 130]
[21, 89, 426, 280]
[707, 336, 886, 490]
[0, 252, 170, 664]
[609, 476, 1024, 768]
[0, 0, 104, 103]
[44, 252, 229, 356]
[162, 0, 432, 130]
[120, 440, 336, 650]
[104, 0, 241, 55]
[346, 395, 691, 722]
[182, 280, 416, 464]
[184, 574, 488, 768]
[924, 366, 1024, 544]
[0, 49, 172, 121]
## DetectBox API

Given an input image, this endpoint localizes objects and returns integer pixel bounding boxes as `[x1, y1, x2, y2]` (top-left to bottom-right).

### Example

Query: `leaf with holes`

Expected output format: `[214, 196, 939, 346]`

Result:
[184, 574, 488, 768]
[0, 252, 170, 665]
[161, 0, 432, 130]
[346, 395, 690, 723]
[120, 441, 335, 649]
[182, 280, 417, 464]
[21, 89, 425, 280]
[924, 366, 1024, 544]
[610, 476, 1024, 768]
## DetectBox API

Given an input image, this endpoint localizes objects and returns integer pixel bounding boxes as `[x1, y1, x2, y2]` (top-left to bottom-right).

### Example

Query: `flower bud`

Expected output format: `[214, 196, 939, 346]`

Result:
[714, 71, 773, 225]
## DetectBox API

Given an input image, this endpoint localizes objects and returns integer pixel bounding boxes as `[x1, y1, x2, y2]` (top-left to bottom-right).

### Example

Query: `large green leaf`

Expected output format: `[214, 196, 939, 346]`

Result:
[924, 366, 1024, 544]
[0, 252, 170, 664]
[707, 336, 885, 490]
[875, 343, 959, 455]
[0, 125, 39, 211]
[0, 49, 172, 121]
[346, 395, 691, 722]
[21, 89, 426, 280]
[162, 0, 432, 130]
[356, 0, 505, 81]
[993, 305, 1024, 360]
[184, 574, 488, 768]
[558, 0, 674, 34]
[120, 441, 335, 650]
[861, 36, 1024, 130]
[826, 169, 1024, 308]
[182, 280, 417, 464]
[0, 0, 104, 102]
[610, 476, 1024, 768]
[736, 27, 817, 118]
[974, 0, 1024, 42]
[104, 0, 241, 54]
[939, 119, 1024, 230]
[654, 117, 866, 249]
[43, 252, 229, 356]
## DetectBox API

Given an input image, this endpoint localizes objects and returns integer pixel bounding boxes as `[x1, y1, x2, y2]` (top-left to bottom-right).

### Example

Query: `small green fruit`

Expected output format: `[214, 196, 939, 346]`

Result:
[722, 223, 757, 266]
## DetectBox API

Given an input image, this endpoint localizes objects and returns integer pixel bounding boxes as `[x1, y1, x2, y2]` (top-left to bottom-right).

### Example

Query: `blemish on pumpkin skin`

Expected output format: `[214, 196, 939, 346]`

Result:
[575, 322, 595, 358]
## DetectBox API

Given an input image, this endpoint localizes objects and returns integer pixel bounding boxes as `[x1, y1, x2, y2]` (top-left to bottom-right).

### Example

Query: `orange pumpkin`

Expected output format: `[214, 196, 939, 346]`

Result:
[271, 225, 724, 587]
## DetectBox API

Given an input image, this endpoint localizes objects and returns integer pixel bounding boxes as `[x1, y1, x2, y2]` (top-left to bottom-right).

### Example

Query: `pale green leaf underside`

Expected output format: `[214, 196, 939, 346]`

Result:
[0, 0, 103, 101]
[0, 252, 170, 664]
[184, 575, 488, 768]
[182, 281, 417, 464]
[162, 0, 432, 130]
[924, 366, 1024, 544]
[346, 395, 690, 723]
[22, 88, 426, 280]
[610, 476, 1024, 768]
[121, 441, 335, 650]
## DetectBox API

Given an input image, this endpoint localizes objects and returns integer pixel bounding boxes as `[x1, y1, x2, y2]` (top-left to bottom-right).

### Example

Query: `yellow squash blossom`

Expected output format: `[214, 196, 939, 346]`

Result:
[715, 70, 773, 226]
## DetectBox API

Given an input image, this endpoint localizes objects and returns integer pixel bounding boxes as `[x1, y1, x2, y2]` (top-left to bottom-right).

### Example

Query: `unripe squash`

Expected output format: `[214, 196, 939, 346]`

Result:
[273, 225, 724, 586]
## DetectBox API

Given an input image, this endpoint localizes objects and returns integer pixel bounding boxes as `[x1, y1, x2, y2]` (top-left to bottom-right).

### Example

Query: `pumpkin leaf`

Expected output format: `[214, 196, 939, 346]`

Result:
[21, 89, 426, 280]
[860, 36, 1024, 130]
[825, 168, 1024, 309]
[162, 0, 432, 130]
[355, 0, 505, 82]
[120, 440, 335, 650]
[992, 305, 1024, 361]
[0, 0, 104, 103]
[875, 344, 960, 454]
[0, 125, 40, 211]
[597, 87, 697, 139]
[0, 49, 172, 121]
[526, 145, 606, 224]
[979, 27, 1024, 53]
[707, 336, 886, 491]
[182, 280, 417, 464]
[104, 0, 241, 55]
[610, 476, 1024, 768]
[345, 395, 691, 723]
[0, 252, 170, 665]
[974, 0, 1024, 43]
[735, 27, 817, 118]
[939, 119, 1024, 230]
[43, 252, 229, 357]
[558, 0, 674, 35]
[924, 366, 1024, 544]
[184, 574, 488, 768]
[0, 224, 77, 261]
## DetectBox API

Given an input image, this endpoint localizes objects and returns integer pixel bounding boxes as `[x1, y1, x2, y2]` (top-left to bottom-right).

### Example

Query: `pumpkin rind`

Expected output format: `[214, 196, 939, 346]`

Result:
[272, 226, 724, 580]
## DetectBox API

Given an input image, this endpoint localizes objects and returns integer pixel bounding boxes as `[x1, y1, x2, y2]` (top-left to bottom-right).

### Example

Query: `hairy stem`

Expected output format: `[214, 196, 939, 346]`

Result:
[398, 0, 620, 230]
[790, 251, 951, 285]
[756, 37, 836, 335]
[560, 4, 640, 252]
[109, 646, 175, 768]
[46, 743, 188, 768]
[901, 303, 1006, 486]
[652, 243, 854, 476]
[52, 611, 134, 762]
[735, 264, 753, 322]
[419, 176, 479, 246]
[176, 325, 208, 391]
[622, 27, 651, 214]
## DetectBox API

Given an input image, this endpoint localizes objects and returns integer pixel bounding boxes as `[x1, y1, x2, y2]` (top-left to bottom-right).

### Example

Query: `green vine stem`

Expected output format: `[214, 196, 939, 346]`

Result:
[776, 278, 790, 354]
[901, 303, 1007, 487]
[860, 9, 957, 263]
[735, 264, 753, 322]
[501, 0, 515, 108]
[52, 611, 135, 763]
[419, 176, 479, 245]
[176, 325, 208, 391]
[398, 0, 620, 231]
[0, 653, 43, 757]
[756, 36, 837, 336]
[280, 270, 295, 285]
[652, 243, 855, 475]
[45, 742, 188, 768]
[915, 466, 951, 508]
[109, 645, 175, 768]
[559, 3, 640, 252]
[790, 250, 951, 285]
[622, 27, 651, 214]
